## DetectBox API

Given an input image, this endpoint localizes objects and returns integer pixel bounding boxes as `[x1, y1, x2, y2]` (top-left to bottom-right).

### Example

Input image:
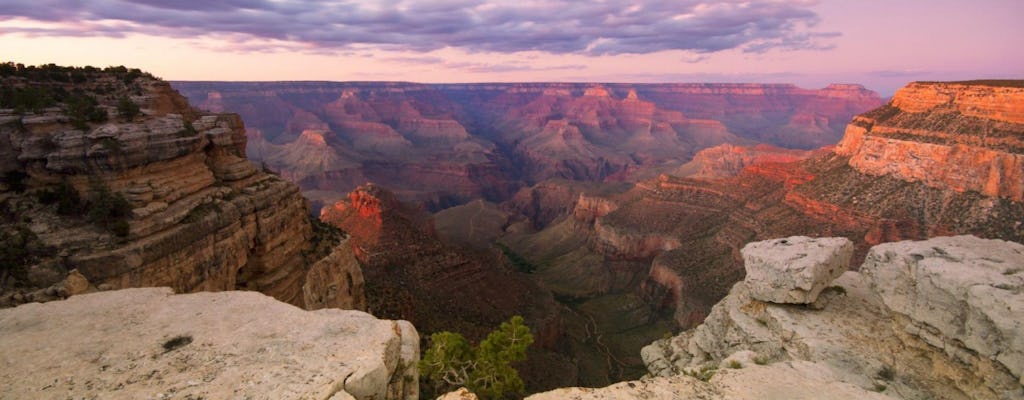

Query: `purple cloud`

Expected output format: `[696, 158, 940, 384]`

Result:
[0, 0, 836, 55]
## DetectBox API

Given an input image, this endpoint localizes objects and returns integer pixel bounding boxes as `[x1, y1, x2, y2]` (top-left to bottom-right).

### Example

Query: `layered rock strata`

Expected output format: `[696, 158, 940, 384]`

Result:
[837, 81, 1024, 201]
[0, 70, 361, 310]
[642, 235, 1024, 400]
[0, 288, 417, 400]
[173, 81, 881, 208]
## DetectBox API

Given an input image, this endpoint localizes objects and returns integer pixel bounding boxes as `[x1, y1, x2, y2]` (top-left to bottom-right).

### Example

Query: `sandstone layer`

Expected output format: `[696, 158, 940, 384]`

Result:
[642, 236, 1024, 400]
[0, 68, 360, 310]
[0, 288, 417, 400]
[837, 81, 1024, 201]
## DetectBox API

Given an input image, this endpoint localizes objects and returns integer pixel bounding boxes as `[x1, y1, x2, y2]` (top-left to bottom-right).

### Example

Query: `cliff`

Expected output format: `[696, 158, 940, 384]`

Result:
[0, 287, 417, 400]
[633, 235, 1024, 400]
[0, 66, 362, 311]
[837, 81, 1024, 201]
[173, 81, 881, 209]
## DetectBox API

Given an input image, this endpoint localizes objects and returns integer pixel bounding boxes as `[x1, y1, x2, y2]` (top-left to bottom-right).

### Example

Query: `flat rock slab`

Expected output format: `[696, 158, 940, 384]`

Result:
[742, 236, 853, 304]
[0, 287, 418, 400]
[527, 360, 892, 400]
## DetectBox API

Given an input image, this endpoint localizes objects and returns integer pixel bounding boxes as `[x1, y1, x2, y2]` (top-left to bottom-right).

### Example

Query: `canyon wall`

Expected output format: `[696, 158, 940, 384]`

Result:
[837, 81, 1024, 201]
[0, 69, 361, 310]
[173, 81, 881, 209]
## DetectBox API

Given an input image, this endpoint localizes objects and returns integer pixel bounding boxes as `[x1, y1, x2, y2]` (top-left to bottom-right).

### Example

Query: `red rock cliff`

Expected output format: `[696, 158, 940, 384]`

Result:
[837, 81, 1024, 201]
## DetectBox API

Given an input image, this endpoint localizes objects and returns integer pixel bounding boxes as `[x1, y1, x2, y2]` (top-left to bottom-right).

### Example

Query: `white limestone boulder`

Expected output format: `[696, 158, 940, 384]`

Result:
[860, 235, 1024, 387]
[0, 287, 418, 400]
[741, 236, 853, 304]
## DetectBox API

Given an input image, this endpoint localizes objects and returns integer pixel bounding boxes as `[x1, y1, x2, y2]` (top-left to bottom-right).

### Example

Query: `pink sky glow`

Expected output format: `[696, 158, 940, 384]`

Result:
[1, 0, 1022, 95]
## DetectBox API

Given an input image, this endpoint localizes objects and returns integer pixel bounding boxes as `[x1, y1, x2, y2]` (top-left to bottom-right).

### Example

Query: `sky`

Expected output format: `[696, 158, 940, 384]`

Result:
[1, 0, 1022, 95]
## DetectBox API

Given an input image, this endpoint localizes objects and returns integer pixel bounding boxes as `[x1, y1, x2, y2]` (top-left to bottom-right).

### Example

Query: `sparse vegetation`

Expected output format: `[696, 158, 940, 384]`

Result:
[753, 355, 769, 365]
[37, 178, 84, 216]
[683, 365, 717, 382]
[420, 315, 533, 399]
[726, 360, 742, 369]
[117, 96, 140, 121]
[0, 224, 43, 284]
[85, 177, 132, 237]
[2, 170, 28, 193]
[495, 242, 537, 273]
[182, 202, 222, 224]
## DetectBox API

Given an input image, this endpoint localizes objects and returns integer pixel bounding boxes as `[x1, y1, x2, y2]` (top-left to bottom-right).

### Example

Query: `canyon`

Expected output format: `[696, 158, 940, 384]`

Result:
[0, 67, 361, 310]
[173, 81, 881, 211]
[3, 66, 1023, 399]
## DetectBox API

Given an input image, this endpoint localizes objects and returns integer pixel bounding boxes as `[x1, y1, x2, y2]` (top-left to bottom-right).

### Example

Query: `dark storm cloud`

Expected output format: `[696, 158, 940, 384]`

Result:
[0, 0, 836, 55]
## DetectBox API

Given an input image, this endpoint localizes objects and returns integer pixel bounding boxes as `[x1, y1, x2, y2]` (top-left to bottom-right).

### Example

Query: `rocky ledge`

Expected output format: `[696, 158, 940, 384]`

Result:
[0, 287, 417, 400]
[530, 235, 1023, 399]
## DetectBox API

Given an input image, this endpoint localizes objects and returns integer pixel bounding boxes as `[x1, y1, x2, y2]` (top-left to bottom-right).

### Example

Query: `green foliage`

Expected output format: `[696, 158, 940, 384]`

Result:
[495, 242, 537, 273]
[420, 315, 534, 399]
[37, 179, 83, 216]
[85, 177, 132, 237]
[0, 86, 57, 113]
[117, 96, 140, 121]
[683, 365, 717, 382]
[65, 93, 107, 129]
[726, 360, 742, 369]
[0, 225, 41, 280]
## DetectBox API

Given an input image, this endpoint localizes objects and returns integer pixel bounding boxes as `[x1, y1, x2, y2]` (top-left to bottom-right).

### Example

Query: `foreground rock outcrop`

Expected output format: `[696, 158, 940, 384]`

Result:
[0, 287, 417, 400]
[641, 235, 1024, 399]
[0, 66, 361, 310]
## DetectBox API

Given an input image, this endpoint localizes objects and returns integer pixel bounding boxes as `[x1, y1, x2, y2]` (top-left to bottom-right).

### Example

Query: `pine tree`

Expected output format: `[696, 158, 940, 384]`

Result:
[419, 315, 534, 399]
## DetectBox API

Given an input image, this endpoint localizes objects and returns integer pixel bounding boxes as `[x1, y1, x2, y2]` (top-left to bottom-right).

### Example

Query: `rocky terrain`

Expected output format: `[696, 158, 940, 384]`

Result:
[529, 235, 1024, 399]
[492, 80, 1024, 386]
[0, 287, 417, 400]
[173, 81, 881, 210]
[0, 66, 361, 310]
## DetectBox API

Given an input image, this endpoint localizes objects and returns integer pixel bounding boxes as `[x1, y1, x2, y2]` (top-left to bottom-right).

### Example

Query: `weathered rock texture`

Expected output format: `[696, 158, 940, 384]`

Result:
[173, 82, 880, 209]
[837, 81, 1024, 201]
[0, 68, 361, 311]
[0, 287, 417, 400]
[742, 236, 853, 304]
[642, 236, 1024, 400]
[527, 360, 892, 400]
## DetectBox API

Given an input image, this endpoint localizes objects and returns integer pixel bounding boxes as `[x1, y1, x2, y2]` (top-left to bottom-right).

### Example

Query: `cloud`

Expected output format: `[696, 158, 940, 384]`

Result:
[0, 0, 836, 55]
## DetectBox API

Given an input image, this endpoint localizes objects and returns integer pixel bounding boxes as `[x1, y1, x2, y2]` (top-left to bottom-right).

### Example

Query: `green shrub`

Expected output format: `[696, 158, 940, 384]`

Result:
[0, 225, 40, 281]
[420, 315, 534, 399]
[84, 177, 132, 237]
[726, 360, 742, 369]
[117, 96, 140, 121]
[37, 179, 84, 216]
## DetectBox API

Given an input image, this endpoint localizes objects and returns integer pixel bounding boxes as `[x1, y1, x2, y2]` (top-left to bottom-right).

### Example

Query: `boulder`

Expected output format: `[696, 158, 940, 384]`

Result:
[741, 236, 853, 304]
[0, 288, 418, 400]
[860, 235, 1024, 387]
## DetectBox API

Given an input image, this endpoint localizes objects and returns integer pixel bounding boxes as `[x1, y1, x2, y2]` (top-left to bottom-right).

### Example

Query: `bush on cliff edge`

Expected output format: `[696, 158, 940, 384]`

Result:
[420, 315, 534, 399]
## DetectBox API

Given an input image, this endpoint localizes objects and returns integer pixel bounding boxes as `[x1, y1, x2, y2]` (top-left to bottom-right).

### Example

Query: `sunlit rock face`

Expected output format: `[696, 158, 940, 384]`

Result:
[837, 81, 1024, 201]
[174, 81, 882, 209]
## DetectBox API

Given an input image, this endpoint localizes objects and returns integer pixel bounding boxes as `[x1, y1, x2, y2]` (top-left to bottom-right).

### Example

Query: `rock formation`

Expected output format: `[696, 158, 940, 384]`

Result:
[320, 184, 560, 343]
[0, 67, 362, 311]
[837, 81, 1024, 201]
[173, 81, 881, 209]
[495, 81, 1024, 386]
[638, 235, 1024, 400]
[0, 287, 417, 400]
